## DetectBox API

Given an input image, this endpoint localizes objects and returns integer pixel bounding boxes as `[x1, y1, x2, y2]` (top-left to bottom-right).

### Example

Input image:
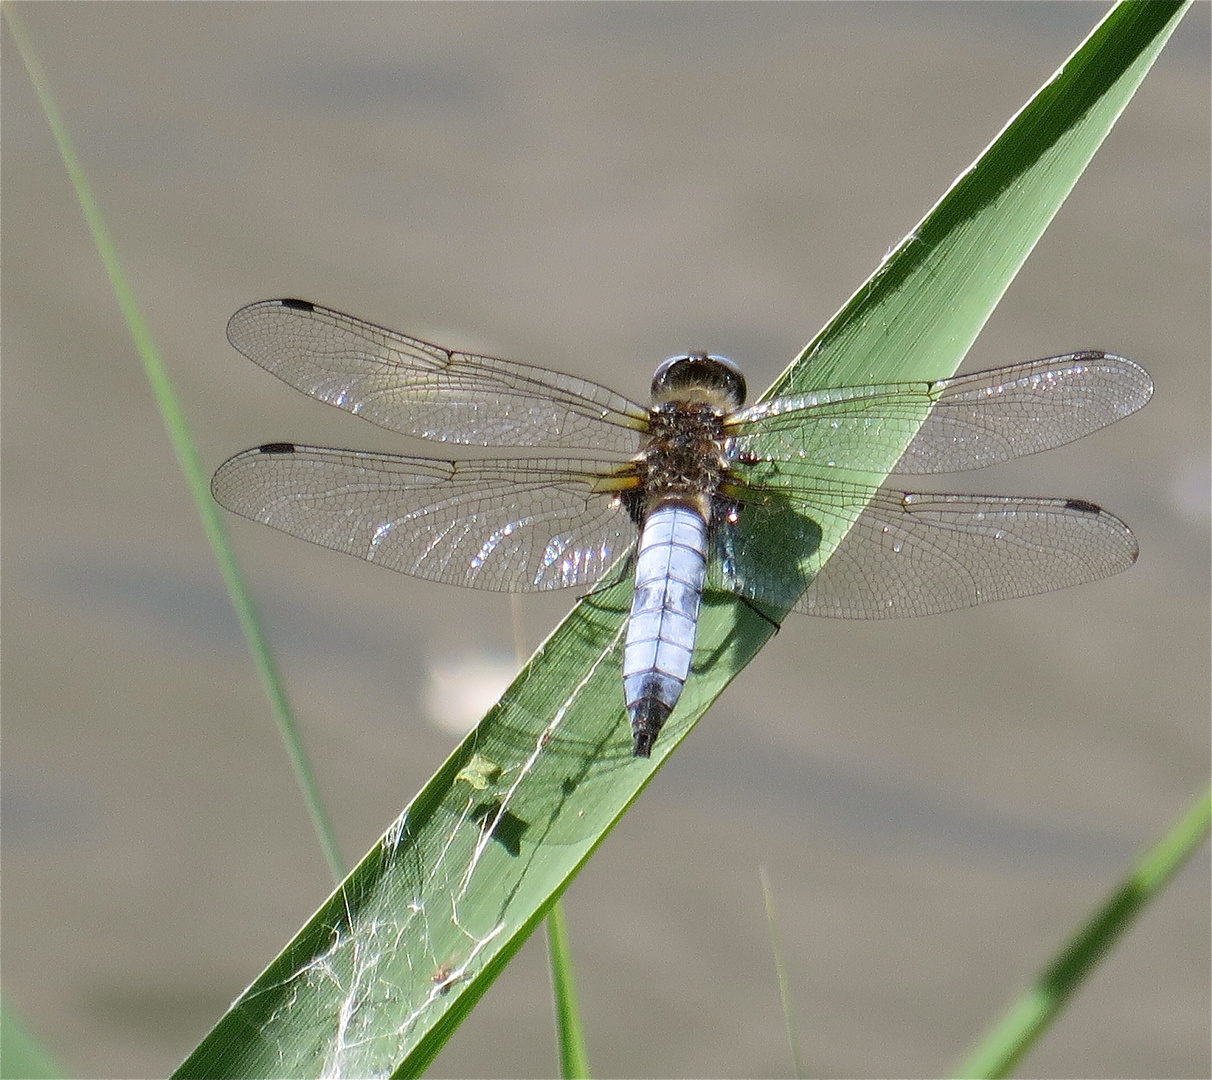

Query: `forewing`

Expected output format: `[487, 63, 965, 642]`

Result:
[728, 353, 1152, 475]
[226, 299, 650, 451]
[211, 444, 636, 591]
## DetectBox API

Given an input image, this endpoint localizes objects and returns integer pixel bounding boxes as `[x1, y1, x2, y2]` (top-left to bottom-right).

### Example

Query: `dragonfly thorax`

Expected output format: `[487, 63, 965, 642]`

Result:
[627, 402, 734, 525]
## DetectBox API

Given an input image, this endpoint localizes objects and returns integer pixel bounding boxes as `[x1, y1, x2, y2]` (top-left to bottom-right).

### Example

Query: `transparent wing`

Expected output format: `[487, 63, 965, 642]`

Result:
[211, 443, 637, 591]
[798, 491, 1138, 617]
[715, 476, 1138, 618]
[728, 353, 1152, 474]
[226, 299, 650, 451]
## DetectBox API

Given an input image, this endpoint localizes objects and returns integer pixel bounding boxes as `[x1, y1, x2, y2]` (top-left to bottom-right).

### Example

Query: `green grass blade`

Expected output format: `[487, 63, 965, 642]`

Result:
[166, 3, 1187, 1077]
[2, 4, 345, 884]
[761, 868, 806, 1080]
[546, 900, 592, 1079]
[953, 787, 1212, 1079]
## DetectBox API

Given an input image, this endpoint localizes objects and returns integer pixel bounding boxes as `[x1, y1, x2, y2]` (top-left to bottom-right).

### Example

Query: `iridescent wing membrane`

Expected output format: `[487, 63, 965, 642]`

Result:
[225, 298, 651, 452]
[216, 300, 649, 592]
[716, 354, 1152, 614]
[212, 300, 1152, 615]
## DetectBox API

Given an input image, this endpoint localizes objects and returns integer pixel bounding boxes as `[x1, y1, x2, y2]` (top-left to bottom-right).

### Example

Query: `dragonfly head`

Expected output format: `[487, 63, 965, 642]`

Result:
[651, 353, 747, 411]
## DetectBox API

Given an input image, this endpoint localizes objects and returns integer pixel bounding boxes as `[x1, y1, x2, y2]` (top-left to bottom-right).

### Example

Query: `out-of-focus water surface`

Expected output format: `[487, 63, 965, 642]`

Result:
[3, 4, 1208, 1077]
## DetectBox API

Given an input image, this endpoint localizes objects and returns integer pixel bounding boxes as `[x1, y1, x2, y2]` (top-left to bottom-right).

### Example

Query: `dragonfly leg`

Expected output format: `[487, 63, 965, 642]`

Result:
[736, 594, 782, 632]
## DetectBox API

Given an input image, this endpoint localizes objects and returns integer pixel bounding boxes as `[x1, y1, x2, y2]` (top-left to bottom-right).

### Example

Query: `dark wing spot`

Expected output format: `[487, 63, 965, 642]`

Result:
[258, 442, 297, 455]
[1064, 498, 1102, 515]
[280, 298, 315, 312]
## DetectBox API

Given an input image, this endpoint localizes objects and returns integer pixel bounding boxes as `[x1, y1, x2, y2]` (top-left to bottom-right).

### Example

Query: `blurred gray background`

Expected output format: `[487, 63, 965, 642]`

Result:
[3, 4, 1208, 1077]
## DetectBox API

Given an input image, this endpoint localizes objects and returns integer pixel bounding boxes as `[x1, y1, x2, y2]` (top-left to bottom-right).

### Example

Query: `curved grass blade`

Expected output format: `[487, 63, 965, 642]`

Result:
[165, 3, 1188, 1076]
[953, 787, 1212, 1079]
[1, 5, 345, 882]
[761, 867, 806, 1080]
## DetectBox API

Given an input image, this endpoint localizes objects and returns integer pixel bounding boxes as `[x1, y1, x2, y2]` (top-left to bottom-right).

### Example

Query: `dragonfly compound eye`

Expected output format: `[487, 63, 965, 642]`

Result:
[651, 354, 747, 411]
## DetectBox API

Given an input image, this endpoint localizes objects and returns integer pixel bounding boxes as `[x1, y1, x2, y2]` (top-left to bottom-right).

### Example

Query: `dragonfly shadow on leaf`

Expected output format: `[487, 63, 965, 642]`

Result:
[713, 493, 826, 619]
[440, 700, 636, 854]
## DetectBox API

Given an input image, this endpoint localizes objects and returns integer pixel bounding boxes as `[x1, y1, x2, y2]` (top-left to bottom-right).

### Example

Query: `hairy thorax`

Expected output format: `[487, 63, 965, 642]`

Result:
[625, 402, 733, 524]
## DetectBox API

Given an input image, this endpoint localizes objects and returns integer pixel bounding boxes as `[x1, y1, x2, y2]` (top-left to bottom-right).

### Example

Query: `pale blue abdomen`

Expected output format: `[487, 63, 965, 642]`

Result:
[623, 503, 709, 756]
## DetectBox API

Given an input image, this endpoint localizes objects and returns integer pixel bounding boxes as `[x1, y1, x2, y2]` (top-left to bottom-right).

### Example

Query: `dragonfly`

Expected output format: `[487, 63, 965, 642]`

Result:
[212, 299, 1152, 756]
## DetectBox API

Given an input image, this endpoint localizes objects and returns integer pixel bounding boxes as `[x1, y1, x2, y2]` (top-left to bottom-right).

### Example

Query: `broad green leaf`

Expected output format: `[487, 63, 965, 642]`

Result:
[172, 4, 1189, 1077]
[1, 1003, 63, 1080]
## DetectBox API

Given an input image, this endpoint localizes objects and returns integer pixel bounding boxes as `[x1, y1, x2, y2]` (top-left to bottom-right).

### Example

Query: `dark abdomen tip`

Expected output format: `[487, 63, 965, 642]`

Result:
[630, 698, 672, 758]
